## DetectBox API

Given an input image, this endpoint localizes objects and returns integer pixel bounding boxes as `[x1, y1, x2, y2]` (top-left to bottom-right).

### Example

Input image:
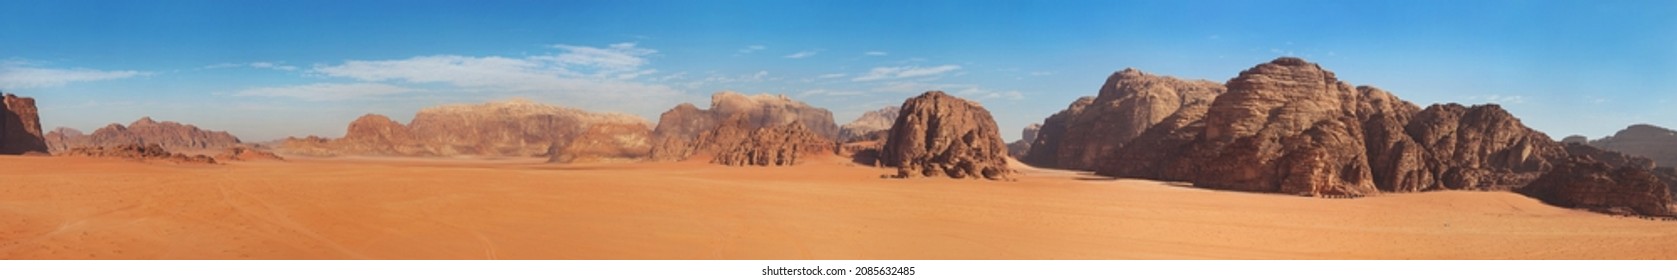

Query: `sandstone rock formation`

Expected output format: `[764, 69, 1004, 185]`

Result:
[712, 122, 836, 166]
[1006, 123, 1040, 158]
[276, 99, 650, 159]
[649, 92, 840, 161]
[1055, 58, 1566, 197]
[1022, 69, 1225, 170]
[1020, 96, 1092, 167]
[0, 93, 48, 155]
[214, 147, 285, 162]
[879, 91, 1011, 180]
[1029, 57, 1673, 215]
[1561, 135, 1590, 144]
[1588, 124, 1677, 168]
[548, 122, 653, 163]
[838, 106, 899, 142]
[61, 143, 218, 164]
[46, 117, 242, 153]
[1521, 150, 1674, 216]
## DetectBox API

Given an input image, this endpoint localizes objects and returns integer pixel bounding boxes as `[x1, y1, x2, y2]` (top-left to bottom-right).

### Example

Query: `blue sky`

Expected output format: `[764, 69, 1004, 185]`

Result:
[0, 0, 1672, 141]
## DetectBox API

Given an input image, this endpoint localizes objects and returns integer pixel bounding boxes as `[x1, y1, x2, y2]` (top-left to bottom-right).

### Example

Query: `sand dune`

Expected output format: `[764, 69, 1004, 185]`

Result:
[1, 155, 1673, 259]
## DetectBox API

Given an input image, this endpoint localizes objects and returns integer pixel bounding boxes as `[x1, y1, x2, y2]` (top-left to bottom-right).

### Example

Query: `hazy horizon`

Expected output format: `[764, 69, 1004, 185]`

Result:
[1, 0, 1672, 141]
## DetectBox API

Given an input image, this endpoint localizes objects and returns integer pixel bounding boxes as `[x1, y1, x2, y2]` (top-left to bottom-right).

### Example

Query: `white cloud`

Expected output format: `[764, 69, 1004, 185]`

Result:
[261, 42, 682, 109]
[205, 62, 299, 71]
[869, 81, 1024, 100]
[1469, 94, 1526, 104]
[784, 50, 821, 59]
[738, 45, 766, 54]
[817, 73, 847, 79]
[864, 51, 888, 56]
[542, 42, 658, 76]
[234, 83, 412, 101]
[0, 62, 148, 88]
[852, 65, 962, 81]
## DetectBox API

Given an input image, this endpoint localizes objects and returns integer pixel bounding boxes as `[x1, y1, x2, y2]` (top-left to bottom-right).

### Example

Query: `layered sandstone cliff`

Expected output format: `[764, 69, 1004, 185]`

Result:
[0, 93, 47, 155]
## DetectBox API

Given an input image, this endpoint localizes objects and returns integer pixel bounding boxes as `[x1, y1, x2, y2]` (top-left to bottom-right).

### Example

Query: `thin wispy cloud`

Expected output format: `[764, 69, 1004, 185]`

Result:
[1468, 94, 1527, 104]
[205, 62, 299, 71]
[264, 42, 684, 111]
[738, 45, 766, 54]
[234, 83, 412, 101]
[784, 50, 821, 59]
[816, 73, 847, 79]
[852, 65, 962, 81]
[864, 51, 888, 56]
[0, 62, 148, 88]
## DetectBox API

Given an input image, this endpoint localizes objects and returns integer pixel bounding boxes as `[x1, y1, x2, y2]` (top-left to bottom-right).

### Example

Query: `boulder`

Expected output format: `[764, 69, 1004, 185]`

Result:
[879, 91, 1011, 180]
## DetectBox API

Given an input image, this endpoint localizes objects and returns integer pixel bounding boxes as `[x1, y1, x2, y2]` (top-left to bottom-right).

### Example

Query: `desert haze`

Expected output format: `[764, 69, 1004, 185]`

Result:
[2, 155, 1674, 259]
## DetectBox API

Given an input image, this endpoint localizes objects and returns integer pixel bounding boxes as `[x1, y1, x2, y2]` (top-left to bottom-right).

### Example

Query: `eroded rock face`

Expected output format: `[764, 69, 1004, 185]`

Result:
[1041, 69, 1226, 170]
[1020, 96, 1093, 167]
[1, 93, 48, 155]
[649, 92, 839, 161]
[1521, 151, 1674, 217]
[879, 91, 1011, 180]
[61, 143, 218, 164]
[1006, 123, 1040, 158]
[277, 99, 649, 158]
[712, 122, 836, 166]
[839, 106, 899, 142]
[548, 122, 652, 163]
[47, 117, 243, 154]
[1589, 124, 1677, 168]
[1084, 58, 1571, 197]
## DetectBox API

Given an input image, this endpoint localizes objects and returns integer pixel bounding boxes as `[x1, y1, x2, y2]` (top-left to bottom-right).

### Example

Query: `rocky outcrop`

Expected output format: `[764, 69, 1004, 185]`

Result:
[839, 106, 899, 142]
[214, 147, 285, 162]
[1521, 151, 1674, 217]
[276, 99, 650, 158]
[61, 143, 218, 164]
[1024, 69, 1225, 170]
[1006, 123, 1040, 158]
[1589, 124, 1677, 168]
[879, 91, 1011, 180]
[712, 122, 836, 166]
[46, 117, 243, 154]
[548, 122, 653, 163]
[1561, 135, 1590, 144]
[1040, 57, 1673, 215]
[1, 93, 48, 155]
[1020, 96, 1093, 167]
[649, 92, 840, 161]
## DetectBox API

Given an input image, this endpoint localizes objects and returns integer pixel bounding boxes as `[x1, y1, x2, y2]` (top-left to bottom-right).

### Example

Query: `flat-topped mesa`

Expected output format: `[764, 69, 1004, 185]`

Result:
[45, 116, 243, 154]
[1021, 68, 1224, 170]
[649, 91, 840, 161]
[0, 93, 48, 155]
[880, 91, 1012, 180]
[275, 99, 651, 158]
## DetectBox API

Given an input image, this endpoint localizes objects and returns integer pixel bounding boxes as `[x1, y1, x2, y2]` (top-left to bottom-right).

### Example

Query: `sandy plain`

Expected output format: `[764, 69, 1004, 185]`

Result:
[1, 155, 1674, 259]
